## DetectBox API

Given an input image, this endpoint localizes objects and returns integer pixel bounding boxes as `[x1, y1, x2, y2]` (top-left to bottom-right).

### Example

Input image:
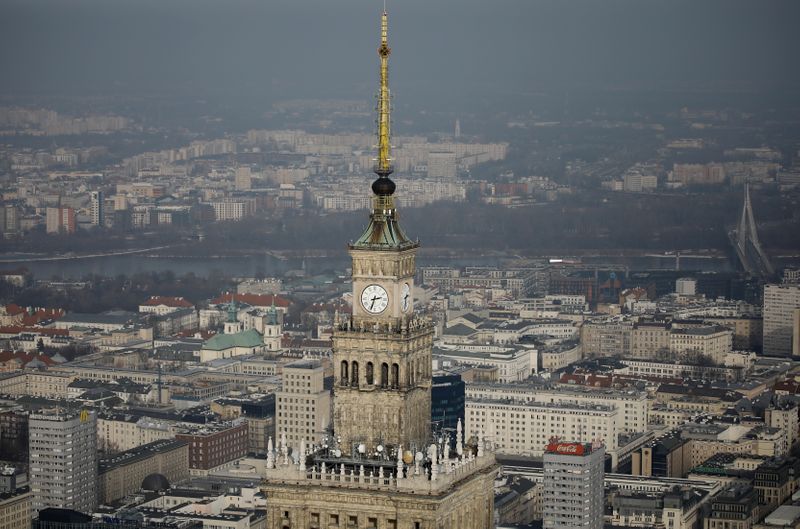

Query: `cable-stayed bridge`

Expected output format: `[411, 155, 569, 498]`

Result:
[729, 184, 774, 278]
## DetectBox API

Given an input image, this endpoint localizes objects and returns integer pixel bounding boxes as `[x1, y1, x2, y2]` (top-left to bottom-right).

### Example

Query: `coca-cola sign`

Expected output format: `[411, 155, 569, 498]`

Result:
[546, 442, 586, 456]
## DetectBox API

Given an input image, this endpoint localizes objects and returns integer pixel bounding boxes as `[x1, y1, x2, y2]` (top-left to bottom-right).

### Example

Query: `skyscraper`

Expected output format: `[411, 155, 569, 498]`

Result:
[763, 283, 800, 356]
[29, 410, 98, 515]
[260, 11, 498, 528]
[543, 441, 605, 529]
[90, 190, 104, 227]
[276, 359, 331, 448]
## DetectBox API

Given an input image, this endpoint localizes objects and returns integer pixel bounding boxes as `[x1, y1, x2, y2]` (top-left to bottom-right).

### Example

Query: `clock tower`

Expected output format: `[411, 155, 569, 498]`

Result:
[332, 10, 433, 456]
[261, 12, 498, 528]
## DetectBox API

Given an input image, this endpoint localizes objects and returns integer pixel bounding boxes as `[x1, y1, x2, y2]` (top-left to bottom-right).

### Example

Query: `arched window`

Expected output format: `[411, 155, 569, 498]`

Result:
[351, 361, 359, 387]
[366, 362, 374, 385]
[381, 363, 389, 388]
[392, 363, 399, 389]
[340, 361, 349, 385]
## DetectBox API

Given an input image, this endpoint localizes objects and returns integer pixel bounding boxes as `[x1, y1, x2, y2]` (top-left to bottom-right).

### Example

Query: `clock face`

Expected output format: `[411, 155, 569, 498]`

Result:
[401, 283, 411, 312]
[361, 284, 389, 314]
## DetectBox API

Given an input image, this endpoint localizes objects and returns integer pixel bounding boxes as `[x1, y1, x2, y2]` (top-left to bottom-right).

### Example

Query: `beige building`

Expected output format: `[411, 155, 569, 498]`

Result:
[98, 439, 189, 503]
[262, 453, 497, 529]
[670, 325, 732, 365]
[704, 316, 763, 351]
[466, 398, 619, 458]
[540, 343, 582, 371]
[630, 322, 671, 360]
[0, 487, 30, 529]
[0, 372, 73, 398]
[97, 413, 175, 453]
[765, 404, 799, 454]
[465, 383, 647, 434]
[276, 359, 331, 448]
[581, 320, 633, 358]
[683, 424, 787, 467]
[764, 283, 800, 356]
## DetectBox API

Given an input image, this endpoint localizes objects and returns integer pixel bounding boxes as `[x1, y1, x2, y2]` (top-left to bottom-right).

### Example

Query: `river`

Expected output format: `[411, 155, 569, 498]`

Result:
[2, 252, 735, 280]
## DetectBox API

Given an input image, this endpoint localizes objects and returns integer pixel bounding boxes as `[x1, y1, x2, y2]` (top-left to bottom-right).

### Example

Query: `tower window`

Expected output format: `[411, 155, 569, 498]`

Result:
[340, 361, 349, 385]
[391, 363, 399, 388]
[366, 362, 374, 385]
[351, 361, 359, 387]
[381, 363, 389, 388]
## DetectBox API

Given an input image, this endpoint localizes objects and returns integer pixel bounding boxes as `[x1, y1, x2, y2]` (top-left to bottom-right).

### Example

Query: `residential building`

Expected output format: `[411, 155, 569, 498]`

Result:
[543, 442, 605, 529]
[90, 190, 104, 227]
[669, 325, 732, 365]
[427, 151, 457, 178]
[138, 296, 194, 315]
[28, 410, 97, 515]
[434, 345, 533, 382]
[175, 420, 248, 471]
[466, 398, 619, 457]
[44, 207, 75, 234]
[275, 359, 331, 448]
[703, 486, 758, 529]
[97, 439, 189, 503]
[96, 413, 175, 453]
[465, 383, 647, 434]
[0, 486, 31, 529]
[763, 283, 800, 356]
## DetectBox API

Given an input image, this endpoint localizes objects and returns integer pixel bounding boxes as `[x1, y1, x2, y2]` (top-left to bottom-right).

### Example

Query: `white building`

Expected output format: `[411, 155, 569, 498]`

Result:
[675, 278, 697, 296]
[276, 359, 331, 449]
[669, 325, 732, 365]
[465, 383, 647, 434]
[465, 399, 618, 457]
[434, 344, 533, 382]
[96, 414, 175, 453]
[543, 442, 605, 529]
[427, 151, 457, 178]
[29, 410, 98, 515]
[763, 283, 800, 357]
[90, 190, 104, 227]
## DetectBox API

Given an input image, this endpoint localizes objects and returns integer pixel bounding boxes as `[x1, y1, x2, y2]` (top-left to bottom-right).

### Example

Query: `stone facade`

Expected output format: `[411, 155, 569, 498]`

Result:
[98, 439, 189, 503]
[261, 450, 497, 529]
[0, 487, 30, 529]
[333, 323, 433, 453]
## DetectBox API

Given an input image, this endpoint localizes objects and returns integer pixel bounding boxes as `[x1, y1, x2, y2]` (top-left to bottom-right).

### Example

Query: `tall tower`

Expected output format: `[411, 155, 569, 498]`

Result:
[543, 442, 605, 529]
[29, 410, 97, 515]
[90, 190, 104, 227]
[260, 13, 498, 529]
[333, 9, 433, 454]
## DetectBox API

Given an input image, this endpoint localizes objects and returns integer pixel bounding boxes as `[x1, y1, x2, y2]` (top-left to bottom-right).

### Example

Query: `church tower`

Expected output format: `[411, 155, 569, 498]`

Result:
[333, 9, 433, 455]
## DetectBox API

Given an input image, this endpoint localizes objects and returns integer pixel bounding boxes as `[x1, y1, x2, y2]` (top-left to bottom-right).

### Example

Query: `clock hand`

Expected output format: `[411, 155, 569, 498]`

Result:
[370, 296, 379, 310]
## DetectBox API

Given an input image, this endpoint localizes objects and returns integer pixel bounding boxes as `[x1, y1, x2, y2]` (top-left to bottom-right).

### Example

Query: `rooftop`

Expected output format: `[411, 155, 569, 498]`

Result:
[99, 439, 188, 474]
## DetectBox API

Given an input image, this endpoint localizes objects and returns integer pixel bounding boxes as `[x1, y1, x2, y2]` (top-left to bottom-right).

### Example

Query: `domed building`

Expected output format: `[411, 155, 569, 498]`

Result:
[141, 473, 170, 493]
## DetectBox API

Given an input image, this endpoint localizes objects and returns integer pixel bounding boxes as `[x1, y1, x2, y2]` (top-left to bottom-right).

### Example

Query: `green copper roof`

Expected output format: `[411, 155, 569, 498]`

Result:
[351, 210, 417, 250]
[203, 329, 263, 351]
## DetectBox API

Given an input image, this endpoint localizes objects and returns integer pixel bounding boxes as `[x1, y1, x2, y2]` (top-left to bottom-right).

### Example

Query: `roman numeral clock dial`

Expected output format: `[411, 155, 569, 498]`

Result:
[361, 284, 389, 314]
[401, 282, 411, 312]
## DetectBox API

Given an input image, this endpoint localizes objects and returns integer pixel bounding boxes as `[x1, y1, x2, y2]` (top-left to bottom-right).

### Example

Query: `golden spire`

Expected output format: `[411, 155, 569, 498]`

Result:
[350, 8, 415, 250]
[376, 9, 392, 178]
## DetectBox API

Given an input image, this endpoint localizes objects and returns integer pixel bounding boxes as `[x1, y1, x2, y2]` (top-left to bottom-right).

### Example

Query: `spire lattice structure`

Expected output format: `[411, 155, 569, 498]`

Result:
[731, 184, 774, 277]
[351, 10, 415, 250]
[376, 10, 392, 178]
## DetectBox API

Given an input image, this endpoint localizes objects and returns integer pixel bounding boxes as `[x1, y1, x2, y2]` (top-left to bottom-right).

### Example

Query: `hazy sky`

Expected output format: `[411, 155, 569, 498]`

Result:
[1, 0, 798, 106]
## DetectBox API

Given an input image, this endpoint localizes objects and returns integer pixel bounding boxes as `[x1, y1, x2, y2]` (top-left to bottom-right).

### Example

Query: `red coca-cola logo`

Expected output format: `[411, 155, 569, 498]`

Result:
[547, 442, 585, 455]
